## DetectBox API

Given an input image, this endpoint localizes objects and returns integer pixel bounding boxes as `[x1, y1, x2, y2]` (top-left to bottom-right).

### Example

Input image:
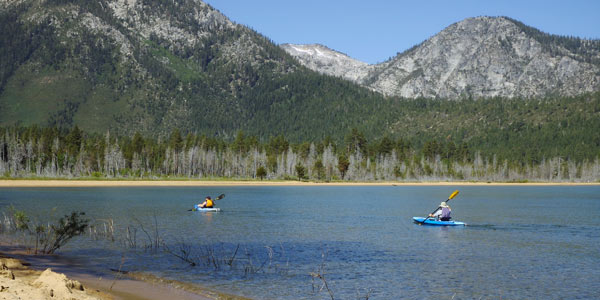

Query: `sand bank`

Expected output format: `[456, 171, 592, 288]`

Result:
[0, 179, 598, 187]
[0, 254, 109, 300]
[0, 247, 231, 300]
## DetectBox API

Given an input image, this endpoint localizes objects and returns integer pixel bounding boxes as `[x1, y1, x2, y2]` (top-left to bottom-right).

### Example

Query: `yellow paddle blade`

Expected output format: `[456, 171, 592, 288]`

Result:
[448, 190, 459, 199]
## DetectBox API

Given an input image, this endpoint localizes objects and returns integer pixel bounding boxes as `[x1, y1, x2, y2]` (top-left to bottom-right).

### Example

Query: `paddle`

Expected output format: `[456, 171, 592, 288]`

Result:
[188, 194, 225, 211]
[418, 190, 459, 223]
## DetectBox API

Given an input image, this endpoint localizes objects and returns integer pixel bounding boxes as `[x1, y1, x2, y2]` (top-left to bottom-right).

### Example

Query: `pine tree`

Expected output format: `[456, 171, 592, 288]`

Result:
[256, 166, 267, 180]
[337, 154, 350, 179]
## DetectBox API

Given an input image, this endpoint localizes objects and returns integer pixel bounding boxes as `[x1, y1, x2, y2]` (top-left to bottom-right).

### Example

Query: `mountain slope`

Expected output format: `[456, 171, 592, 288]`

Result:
[1, 1, 599, 156]
[280, 43, 372, 82]
[0, 0, 385, 140]
[283, 17, 600, 99]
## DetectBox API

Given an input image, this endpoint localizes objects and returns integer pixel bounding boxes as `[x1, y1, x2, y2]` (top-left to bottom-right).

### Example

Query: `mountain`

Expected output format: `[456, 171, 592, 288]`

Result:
[282, 17, 600, 99]
[1, 2, 599, 158]
[0, 0, 385, 139]
[280, 43, 372, 82]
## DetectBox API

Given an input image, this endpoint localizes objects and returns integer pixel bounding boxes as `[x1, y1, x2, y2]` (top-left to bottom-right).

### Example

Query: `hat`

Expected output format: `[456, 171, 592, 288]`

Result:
[206, 196, 212, 199]
[440, 202, 448, 208]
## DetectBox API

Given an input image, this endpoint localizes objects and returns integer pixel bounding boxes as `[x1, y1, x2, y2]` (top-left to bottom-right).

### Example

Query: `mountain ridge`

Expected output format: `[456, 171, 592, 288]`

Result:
[0, 0, 386, 139]
[282, 16, 600, 99]
[280, 43, 372, 82]
[1, 2, 599, 148]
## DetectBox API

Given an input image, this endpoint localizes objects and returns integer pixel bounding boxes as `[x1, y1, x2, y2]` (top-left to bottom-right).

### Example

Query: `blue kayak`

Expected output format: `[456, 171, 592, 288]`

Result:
[192, 207, 221, 212]
[413, 217, 466, 226]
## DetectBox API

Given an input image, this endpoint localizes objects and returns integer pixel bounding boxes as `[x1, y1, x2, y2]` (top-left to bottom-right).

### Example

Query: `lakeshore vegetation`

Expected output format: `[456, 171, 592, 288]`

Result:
[1, 123, 598, 182]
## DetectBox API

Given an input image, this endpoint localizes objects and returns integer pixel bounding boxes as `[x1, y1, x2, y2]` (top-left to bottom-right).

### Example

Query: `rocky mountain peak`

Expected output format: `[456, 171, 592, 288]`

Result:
[280, 43, 371, 82]
[283, 16, 600, 99]
[0, 0, 299, 134]
[105, 0, 235, 48]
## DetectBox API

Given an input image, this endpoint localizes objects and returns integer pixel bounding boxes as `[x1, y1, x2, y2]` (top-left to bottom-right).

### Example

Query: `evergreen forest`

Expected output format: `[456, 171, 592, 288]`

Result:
[1, 113, 599, 182]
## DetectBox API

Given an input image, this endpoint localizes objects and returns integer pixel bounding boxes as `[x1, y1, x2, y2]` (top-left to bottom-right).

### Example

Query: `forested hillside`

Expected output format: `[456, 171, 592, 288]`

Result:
[385, 93, 600, 163]
[0, 0, 389, 139]
[2, 92, 599, 182]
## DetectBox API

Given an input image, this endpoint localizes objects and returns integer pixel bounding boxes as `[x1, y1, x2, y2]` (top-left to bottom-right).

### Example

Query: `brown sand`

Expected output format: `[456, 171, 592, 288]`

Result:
[71, 273, 217, 300]
[0, 255, 110, 300]
[0, 249, 228, 300]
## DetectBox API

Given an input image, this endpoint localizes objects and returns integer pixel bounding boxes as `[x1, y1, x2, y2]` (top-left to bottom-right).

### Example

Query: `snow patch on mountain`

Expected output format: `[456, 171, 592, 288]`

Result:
[282, 17, 600, 99]
[281, 43, 373, 83]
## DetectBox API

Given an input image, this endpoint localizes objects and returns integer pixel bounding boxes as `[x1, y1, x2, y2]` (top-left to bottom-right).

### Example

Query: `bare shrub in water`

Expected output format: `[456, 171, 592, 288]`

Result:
[356, 288, 373, 300]
[87, 214, 163, 251]
[310, 249, 374, 300]
[1, 209, 89, 254]
[124, 225, 138, 248]
[131, 215, 163, 252]
[310, 250, 335, 300]
[163, 239, 290, 278]
[34, 211, 89, 254]
[1, 206, 30, 233]
[163, 240, 197, 266]
[88, 218, 115, 241]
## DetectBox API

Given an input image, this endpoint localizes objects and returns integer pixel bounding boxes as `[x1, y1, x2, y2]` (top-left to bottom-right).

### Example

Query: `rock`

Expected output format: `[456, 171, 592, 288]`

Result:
[67, 279, 84, 291]
[0, 269, 15, 280]
[0, 258, 25, 270]
[280, 44, 372, 82]
[282, 16, 600, 99]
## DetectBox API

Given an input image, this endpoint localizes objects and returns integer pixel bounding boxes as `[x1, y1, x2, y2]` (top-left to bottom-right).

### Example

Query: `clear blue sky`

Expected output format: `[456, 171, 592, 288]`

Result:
[204, 0, 600, 64]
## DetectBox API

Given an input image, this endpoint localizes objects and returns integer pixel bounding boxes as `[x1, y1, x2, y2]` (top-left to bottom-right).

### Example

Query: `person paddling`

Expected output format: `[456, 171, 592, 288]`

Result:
[189, 194, 225, 211]
[429, 201, 452, 221]
[198, 196, 214, 208]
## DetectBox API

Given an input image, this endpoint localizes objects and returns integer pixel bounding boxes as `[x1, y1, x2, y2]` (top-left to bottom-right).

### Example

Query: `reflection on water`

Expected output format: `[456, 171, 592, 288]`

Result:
[1, 186, 599, 299]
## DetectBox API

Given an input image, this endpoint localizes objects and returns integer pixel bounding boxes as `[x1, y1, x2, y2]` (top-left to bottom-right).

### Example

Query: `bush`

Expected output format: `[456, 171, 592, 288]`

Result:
[256, 166, 267, 180]
[295, 163, 307, 180]
[9, 206, 30, 231]
[4, 209, 90, 255]
[313, 159, 324, 180]
[34, 211, 89, 254]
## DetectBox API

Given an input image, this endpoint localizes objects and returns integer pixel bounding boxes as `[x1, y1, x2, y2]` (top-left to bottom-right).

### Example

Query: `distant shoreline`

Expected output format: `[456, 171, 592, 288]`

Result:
[1, 179, 598, 187]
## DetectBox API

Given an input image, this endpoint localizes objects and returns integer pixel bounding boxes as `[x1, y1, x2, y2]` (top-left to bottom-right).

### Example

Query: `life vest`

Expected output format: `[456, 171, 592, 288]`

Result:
[206, 199, 213, 208]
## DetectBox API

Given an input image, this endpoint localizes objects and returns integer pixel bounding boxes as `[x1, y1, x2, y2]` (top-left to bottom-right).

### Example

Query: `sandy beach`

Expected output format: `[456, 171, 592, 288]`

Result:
[0, 247, 242, 300]
[1, 179, 598, 187]
[0, 252, 111, 300]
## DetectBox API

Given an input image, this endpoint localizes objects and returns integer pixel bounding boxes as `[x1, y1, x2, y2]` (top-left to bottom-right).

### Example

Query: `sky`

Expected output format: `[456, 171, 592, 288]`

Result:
[203, 0, 600, 64]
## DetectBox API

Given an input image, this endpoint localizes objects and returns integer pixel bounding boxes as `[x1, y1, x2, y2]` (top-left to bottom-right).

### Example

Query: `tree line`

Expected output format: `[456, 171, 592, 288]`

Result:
[1, 126, 598, 182]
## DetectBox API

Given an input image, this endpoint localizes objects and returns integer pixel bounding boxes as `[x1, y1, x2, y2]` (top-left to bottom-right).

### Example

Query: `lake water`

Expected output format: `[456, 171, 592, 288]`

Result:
[1, 186, 599, 299]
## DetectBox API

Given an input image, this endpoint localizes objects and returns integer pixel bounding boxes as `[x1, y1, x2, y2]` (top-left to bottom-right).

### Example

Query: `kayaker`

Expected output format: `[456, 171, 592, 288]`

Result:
[429, 201, 451, 221]
[198, 196, 214, 208]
